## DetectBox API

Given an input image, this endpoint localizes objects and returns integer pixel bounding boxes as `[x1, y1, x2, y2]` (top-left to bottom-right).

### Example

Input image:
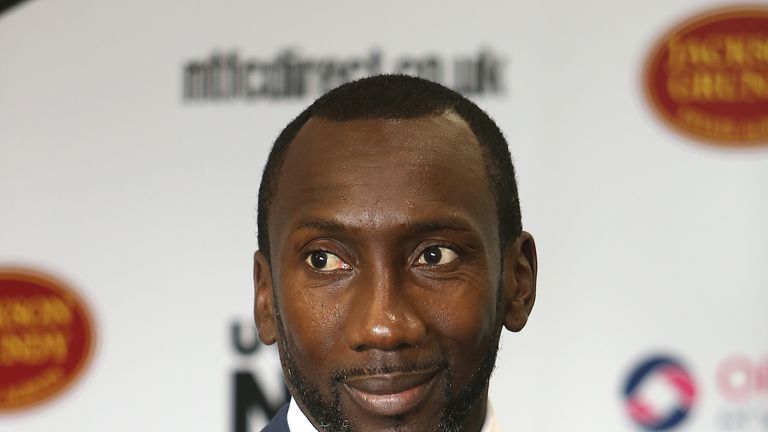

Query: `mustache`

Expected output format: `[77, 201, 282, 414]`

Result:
[331, 359, 449, 383]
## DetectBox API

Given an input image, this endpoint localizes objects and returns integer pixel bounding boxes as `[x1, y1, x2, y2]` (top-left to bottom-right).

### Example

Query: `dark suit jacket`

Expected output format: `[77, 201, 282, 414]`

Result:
[261, 403, 290, 432]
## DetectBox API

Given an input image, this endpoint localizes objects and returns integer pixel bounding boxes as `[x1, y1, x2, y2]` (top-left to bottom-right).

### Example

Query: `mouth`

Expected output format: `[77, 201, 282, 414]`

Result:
[341, 367, 442, 417]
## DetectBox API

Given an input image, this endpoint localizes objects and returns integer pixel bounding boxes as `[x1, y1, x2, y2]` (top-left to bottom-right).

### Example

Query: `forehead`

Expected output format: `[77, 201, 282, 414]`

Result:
[269, 113, 498, 247]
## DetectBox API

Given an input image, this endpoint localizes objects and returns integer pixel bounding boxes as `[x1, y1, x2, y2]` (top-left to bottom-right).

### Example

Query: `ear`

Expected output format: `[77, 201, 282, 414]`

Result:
[501, 231, 538, 332]
[254, 250, 278, 345]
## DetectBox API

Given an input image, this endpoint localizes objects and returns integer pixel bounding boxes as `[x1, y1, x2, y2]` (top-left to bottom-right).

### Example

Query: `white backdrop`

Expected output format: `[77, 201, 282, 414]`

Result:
[1, 0, 766, 431]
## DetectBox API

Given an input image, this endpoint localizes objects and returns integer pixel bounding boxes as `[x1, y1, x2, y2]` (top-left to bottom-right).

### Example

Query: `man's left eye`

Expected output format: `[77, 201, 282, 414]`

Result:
[415, 246, 458, 266]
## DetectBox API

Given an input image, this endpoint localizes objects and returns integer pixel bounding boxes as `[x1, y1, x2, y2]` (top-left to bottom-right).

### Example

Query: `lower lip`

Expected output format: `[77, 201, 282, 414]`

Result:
[343, 373, 439, 417]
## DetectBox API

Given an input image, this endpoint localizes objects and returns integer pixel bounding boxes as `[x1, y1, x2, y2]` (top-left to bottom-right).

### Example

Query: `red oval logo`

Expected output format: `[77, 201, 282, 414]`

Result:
[0, 268, 95, 412]
[645, 7, 768, 146]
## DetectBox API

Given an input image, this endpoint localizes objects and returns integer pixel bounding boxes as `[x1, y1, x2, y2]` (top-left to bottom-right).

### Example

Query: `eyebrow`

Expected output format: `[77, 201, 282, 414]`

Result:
[408, 221, 472, 235]
[292, 217, 473, 235]
[293, 217, 347, 233]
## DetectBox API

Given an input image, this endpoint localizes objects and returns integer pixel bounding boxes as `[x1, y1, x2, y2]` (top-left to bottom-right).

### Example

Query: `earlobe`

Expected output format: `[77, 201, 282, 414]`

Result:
[254, 251, 278, 345]
[502, 231, 538, 332]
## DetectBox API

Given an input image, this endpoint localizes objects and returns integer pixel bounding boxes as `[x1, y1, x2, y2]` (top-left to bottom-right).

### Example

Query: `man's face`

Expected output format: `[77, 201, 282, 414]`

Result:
[255, 113, 535, 431]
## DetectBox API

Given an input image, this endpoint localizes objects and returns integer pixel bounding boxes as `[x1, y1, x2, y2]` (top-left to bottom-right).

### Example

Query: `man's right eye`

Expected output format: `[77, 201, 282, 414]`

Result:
[305, 251, 350, 271]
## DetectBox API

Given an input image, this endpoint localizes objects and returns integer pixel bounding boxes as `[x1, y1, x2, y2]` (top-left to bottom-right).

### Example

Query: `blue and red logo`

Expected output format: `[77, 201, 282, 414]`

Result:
[623, 355, 698, 431]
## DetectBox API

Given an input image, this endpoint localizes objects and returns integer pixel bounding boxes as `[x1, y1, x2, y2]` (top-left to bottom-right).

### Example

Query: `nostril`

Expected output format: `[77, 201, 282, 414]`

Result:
[352, 324, 398, 352]
[351, 321, 426, 352]
[344, 285, 428, 352]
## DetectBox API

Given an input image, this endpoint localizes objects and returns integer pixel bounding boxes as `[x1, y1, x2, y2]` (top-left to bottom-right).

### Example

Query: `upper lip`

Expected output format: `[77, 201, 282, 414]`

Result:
[342, 368, 441, 395]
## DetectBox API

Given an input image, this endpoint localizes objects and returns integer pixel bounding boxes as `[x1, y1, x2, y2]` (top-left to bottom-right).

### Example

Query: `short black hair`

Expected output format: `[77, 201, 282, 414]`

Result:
[257, 74, 521, 262]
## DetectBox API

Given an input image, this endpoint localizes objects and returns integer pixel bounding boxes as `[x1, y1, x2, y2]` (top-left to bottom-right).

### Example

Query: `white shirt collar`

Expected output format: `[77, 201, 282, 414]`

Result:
[287, 397, 501, 431]
[286, 398, 318, 432]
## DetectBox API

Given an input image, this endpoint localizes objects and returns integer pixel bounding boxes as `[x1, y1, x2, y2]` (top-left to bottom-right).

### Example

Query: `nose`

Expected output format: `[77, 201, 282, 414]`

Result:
[344, 267, 427, 352]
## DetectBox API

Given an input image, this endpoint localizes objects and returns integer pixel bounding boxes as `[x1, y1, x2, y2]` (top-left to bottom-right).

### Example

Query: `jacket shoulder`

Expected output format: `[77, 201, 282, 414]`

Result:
[260, 403, 290, 432]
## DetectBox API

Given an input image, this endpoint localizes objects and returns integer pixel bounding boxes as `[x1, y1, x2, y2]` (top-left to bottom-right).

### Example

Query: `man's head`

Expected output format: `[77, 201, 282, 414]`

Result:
[254, 75, 537, 432]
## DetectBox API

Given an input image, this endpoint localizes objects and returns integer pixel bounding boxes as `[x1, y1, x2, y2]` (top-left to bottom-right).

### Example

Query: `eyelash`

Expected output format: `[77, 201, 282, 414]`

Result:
[303, 244, 459, 264]
[413, 243, 460, 266]
[303, 249, 350, 272]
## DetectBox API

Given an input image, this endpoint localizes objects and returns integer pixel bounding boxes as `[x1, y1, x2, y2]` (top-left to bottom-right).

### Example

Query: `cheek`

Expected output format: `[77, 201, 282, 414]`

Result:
[421, 285, 499, 352]
[277, 279, 346, 360]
